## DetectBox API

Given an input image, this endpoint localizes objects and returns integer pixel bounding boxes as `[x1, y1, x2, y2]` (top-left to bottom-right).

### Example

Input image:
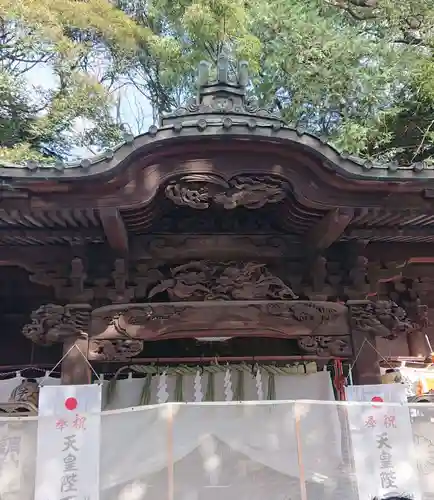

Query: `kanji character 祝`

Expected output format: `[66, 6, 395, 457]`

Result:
[72, 414, 86, 431]
[384, 415, 397, 429]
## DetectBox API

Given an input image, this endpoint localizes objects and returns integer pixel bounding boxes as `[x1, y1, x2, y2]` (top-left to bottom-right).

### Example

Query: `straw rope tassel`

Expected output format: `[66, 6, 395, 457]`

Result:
[205, 372, 215, 401]
[267, 371, 276, 400]
[139, 373, 153, 406]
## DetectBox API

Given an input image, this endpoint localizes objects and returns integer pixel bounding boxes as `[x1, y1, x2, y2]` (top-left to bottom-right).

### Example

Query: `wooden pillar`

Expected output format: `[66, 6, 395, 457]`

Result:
[347, 300, 382, 385]
[407, 330, 429, 358]
[61, 336, 91, 385]
[351, 329, 381, 385]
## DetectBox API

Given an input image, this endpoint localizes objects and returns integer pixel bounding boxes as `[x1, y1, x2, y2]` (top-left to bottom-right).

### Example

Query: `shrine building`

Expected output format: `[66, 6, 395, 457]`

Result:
[0, 55, 433, 411]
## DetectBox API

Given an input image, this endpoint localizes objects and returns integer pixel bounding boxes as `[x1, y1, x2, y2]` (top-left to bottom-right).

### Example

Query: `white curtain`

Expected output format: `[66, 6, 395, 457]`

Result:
[100, 400, 343, 500]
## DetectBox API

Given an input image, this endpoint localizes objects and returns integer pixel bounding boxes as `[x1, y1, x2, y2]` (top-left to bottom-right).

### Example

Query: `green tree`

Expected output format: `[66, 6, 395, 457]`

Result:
[3, 0, 434, 166]
[114, 0, 434, 165]
[0, 0, 145, 163]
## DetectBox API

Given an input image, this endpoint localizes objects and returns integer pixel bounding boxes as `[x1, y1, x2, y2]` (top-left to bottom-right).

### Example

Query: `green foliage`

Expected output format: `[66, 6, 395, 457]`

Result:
[0, 0, 144, 164]
[113, 0, 434, 164]
[3, 0, 434, 165]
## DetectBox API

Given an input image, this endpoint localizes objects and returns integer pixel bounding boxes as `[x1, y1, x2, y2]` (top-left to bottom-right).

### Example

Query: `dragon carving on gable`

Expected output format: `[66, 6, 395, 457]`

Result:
[165, 175, 287, 210]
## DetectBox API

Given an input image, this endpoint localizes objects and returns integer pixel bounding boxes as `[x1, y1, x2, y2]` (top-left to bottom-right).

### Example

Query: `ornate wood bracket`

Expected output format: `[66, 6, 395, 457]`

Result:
[21, 302, 143, 362]
[165, 174, 288, 210]
[347, 299, 418, 385]
[347, 299, 416, 340]
[22, 303, 92, 345]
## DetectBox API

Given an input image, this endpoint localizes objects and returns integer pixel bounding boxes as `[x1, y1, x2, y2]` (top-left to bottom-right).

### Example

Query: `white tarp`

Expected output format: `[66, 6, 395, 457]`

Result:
[34, 384, 102, 500]
[2, 399, 434, 500]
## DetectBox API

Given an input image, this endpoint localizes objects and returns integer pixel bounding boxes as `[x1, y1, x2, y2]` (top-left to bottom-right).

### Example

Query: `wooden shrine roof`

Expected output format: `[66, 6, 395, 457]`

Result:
[2, 55, 434, 250]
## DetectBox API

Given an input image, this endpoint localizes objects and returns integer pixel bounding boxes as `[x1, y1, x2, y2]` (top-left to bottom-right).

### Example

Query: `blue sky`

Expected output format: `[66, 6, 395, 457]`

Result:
[26, 63, 154, 159]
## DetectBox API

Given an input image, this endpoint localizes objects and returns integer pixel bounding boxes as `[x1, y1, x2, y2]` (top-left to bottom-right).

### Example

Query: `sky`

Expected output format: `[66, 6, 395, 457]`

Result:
[26, 62, 154, 159]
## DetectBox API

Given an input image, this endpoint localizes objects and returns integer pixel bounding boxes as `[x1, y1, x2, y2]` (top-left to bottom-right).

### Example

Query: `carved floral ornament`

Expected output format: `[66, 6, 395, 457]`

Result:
[165, 174, 288, 210]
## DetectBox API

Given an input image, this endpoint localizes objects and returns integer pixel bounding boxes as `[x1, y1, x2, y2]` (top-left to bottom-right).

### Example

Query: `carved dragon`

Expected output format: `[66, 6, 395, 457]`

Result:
[22, 304, 92, 345]
[297, 336, 352, 357]
[148, 260, 297, 301]
[165, 174, 287, 210]
[88, 339, 144, 361]
[350, 300, 415, 340]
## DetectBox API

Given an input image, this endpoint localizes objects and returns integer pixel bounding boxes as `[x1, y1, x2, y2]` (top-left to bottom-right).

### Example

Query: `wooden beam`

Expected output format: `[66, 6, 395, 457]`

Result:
[348, 227, 434, 239]
[99, 208, 129, 255]
[0, 228, 100, 241]
[363, 243, 434, 262]
[306, 208, 354, 252]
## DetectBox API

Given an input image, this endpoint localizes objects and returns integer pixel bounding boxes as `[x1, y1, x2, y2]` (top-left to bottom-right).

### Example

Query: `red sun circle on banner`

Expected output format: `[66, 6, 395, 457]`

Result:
[371, 396, 384, 408]
[64, 397, 78, 411]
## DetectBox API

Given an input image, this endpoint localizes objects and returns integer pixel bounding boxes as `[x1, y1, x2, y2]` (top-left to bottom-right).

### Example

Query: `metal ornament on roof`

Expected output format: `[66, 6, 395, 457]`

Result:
[161, 53, 284, 128]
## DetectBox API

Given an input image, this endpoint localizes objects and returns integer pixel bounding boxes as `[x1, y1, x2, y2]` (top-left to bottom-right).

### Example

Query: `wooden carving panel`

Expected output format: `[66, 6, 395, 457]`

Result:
[90, 300, 349, 342]
[146, 260, 298, 301]
[165, 174, 288, 210]
[297, 336, 352, 357]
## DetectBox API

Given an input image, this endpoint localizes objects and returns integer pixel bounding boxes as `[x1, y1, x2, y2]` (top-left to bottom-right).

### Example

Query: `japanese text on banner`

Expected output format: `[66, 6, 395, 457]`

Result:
[346, 384, 421, 500]
[34, 384, 101, 500]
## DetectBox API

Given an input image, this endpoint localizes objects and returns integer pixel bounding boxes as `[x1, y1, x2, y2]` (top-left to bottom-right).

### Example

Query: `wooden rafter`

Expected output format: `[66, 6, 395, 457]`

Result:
[99, 208, 129, 256]
[306, 208, 354, 252]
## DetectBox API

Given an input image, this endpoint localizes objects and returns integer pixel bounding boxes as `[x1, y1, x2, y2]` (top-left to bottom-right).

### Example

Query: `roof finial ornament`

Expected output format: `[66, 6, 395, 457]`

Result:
[237, 60, 249, 87]
[197, 61, 211, 87]
[197, 54, 249, 90]
[162, 55, 282, 127]
[217, 52, 230, 85]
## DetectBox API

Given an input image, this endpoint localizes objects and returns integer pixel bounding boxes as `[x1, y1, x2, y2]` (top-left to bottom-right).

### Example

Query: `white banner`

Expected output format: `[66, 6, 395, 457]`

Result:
[0, 422, 23, 493]
[346, 384, 421, 500]
[35, 384, 102, 500]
